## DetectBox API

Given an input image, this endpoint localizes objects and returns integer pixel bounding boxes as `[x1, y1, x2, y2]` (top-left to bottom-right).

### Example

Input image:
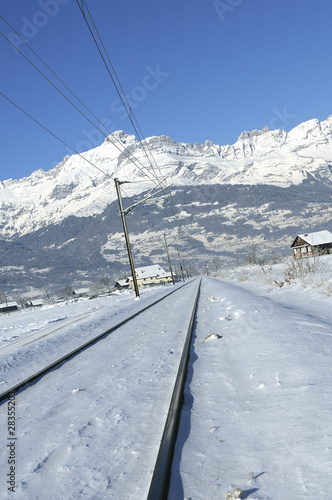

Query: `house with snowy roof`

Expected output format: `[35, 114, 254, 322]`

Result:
[290, 230, 332, 259]
[25, 299, 44, 308]
[115, 279, 129, 290]
[116, 265, 173, 290]
[73, 288, 90, 298]
[0, 301, 19, 313]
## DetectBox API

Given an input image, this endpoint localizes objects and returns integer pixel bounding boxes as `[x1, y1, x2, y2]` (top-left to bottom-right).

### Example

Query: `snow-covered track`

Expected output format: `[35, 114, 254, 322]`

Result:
[1, 276, 332, 498]
[0, 313, 93, 356]
[147, 277, 201, 500]
[0, 279, 199, 405]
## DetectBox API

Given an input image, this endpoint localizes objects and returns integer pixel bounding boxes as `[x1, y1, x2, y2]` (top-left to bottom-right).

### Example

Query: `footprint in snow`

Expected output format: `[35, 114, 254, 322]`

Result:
[219, 315, 232, 321]
[204, 333, 222, 341]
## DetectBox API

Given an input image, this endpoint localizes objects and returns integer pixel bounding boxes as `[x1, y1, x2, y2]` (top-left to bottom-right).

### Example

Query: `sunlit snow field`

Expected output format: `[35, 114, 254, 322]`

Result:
[0, 264, 331, 499]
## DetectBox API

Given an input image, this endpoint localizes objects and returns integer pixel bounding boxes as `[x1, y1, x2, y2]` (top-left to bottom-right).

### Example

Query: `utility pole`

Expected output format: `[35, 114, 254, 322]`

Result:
[114, 178, 140, 298]
[163, 233, 175, 285]
[177, 250, 185, 281]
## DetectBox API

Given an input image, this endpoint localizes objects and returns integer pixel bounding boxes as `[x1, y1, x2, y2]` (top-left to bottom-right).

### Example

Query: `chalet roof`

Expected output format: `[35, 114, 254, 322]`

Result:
[116, 279, 129, 287]
[0, 301, 18, 309]
[30, 299, 44, 306]
[129, 265, 171, 281]
[73, 288, 90, 295]
[291, 230, 332, 248]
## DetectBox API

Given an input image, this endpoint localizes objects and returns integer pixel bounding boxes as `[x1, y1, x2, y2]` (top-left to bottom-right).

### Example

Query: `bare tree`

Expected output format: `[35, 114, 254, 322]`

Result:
[62, 284, 74, 298]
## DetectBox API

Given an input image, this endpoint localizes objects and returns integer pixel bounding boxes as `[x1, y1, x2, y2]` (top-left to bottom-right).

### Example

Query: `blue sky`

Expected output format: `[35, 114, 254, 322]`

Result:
[1, 0, 332, 180]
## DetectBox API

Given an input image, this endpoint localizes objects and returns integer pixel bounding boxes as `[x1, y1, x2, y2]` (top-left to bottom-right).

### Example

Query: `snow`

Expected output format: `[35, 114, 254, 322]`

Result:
[0, 275, 331, 499]
[224, 253, 332, 298]
[295, 229, 332, 246]
[129, 264, 171, 280]
[169, 277, 332, 499]
[1, 115, 332, 238]
[0, 302, 17, 309]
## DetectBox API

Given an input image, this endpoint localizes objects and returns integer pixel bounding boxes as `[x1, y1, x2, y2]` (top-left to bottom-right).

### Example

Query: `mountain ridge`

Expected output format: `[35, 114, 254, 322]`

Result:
[1, 116, 332, 239]
[1, 116, 332, 295]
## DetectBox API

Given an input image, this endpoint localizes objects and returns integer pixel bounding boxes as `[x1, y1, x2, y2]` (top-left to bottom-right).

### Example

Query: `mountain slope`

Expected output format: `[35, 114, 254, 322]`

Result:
[1, 117, 332, 238]
[1, 116, 332, 294]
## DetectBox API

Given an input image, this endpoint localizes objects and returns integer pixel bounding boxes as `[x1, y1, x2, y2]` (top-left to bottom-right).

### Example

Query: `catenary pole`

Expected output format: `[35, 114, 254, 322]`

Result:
[163, 233, 175, 285]
[114, 178, 140, 298]
[177, 250, 185, 281]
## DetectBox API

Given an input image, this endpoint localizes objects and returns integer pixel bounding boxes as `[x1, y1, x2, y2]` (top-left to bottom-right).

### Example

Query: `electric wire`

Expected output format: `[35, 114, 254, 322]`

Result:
[0, 91, 111, 179]
[80, 0, 164, 182]
[74, 1, 178, 198]
[1, 89, 167, 205]
[75, 0, 165, 185]
[2, 9, 194, 265]
[0, 16, 155, 182]
[0, 17, 111, 136]
[75, 1, 193, 254]
[74, 3, 186, 242]
[1, 89, 172, 210]
[1, 20, 176, 245]
[75, 0, 193, 258]
[0, 26, 159, 186]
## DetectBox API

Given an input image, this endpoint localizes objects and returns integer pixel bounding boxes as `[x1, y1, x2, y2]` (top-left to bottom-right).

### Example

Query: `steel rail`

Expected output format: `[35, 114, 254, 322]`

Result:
[0, 279, 198, 404]
[147, 277, 202, 500]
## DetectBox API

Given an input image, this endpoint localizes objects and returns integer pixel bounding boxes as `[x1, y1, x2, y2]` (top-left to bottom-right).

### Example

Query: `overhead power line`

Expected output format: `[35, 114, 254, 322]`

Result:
[0, 18, 159, 186]
[74, 1, 194, 254]
[1, 9, 195, 261]
[0, 91, 111, 178]
[0, 90, 169, 213]
[75, 0, 166, 186]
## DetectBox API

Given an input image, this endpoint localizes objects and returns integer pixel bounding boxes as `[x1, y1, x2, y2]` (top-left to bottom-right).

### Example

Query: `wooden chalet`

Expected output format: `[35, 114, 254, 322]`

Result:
[115, 279, 129, 290]
[290, 230, 332, 259]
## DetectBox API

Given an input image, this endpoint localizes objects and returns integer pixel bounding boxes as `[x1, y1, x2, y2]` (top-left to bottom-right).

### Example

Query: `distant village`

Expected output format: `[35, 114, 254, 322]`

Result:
[1, 229, 332, 314]
[0, 264, 176, 314]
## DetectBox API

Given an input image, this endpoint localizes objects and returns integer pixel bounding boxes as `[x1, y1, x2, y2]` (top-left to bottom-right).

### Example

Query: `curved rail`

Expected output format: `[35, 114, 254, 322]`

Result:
[0, 279, 198, 404]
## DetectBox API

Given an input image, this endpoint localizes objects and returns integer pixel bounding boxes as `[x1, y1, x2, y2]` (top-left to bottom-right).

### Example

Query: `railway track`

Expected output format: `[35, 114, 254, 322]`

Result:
[147, 277, 201, 500]
[0, 277, 202, 498]
[0, 279, 198, 404]
[2, 274, 332, 498]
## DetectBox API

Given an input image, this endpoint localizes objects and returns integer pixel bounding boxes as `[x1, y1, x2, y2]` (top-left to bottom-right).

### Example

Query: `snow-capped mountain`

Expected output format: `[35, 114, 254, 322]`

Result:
[1, 116, 332, 239]
[1, 116, 332, 294]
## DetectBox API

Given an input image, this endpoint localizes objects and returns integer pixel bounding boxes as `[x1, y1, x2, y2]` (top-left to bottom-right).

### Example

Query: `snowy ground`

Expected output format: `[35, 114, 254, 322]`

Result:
[0, 284, 188, 392]
[222, 253, 332, 298]
[169, 277, 332, 499]
[0, 274, 331, 499]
